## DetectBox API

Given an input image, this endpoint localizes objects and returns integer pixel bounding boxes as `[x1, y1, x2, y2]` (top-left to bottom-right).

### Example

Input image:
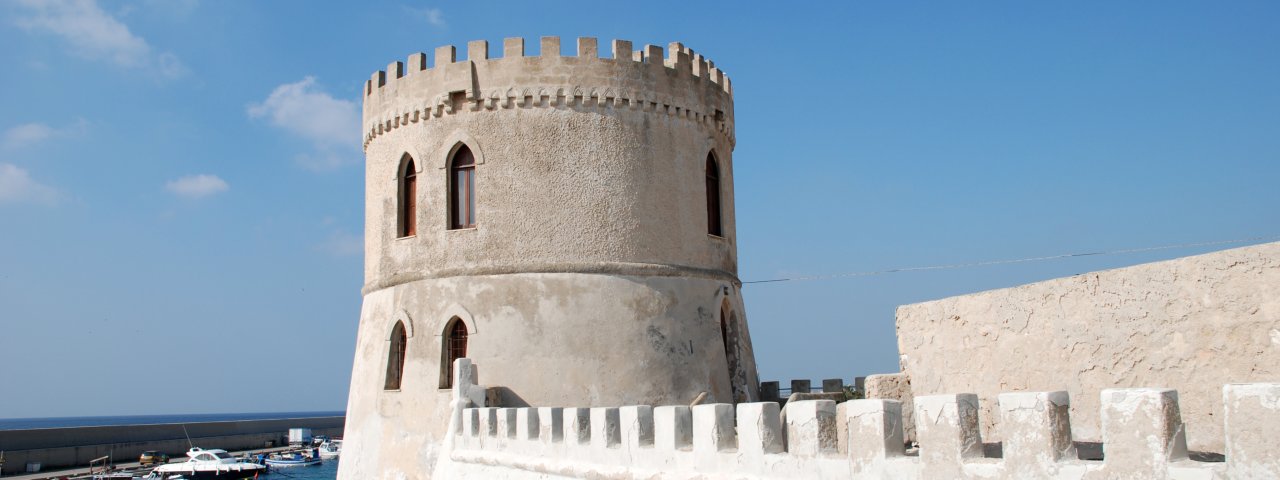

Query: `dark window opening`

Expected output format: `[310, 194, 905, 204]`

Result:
[399, 157, 417, 237]
[706, 154, 723, 237]
[385, 321, 407, 390]
[441, 318, 469, 389]
[449, 146, 476, 229]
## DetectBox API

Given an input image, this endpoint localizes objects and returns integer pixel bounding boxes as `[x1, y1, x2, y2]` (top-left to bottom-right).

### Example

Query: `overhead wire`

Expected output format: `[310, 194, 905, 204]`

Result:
[741, 234, 1280, 285]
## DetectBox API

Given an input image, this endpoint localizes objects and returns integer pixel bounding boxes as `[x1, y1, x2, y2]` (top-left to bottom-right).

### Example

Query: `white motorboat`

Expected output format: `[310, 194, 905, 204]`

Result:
[318, 439, 342, 459]
[147, 447, 266, 480]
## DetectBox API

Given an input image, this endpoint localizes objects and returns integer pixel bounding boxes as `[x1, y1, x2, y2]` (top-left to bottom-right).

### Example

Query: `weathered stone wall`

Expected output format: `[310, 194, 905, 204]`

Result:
[339, 274, 756, 480]
[431, 360, 1280, 479]
[894, 241, 1280, 453]
[341, 37, 757, 480]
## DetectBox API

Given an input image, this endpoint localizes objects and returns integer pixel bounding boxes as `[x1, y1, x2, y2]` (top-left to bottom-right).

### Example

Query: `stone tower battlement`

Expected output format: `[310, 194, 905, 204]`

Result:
[361, 37, 735, 153]
[342, 36, 758, 480]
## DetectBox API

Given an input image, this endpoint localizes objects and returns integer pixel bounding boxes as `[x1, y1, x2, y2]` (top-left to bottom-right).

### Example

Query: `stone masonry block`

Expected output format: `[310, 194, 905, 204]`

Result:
[620, 405, 654, 451]
[434, 45, 455, 67]
[462, 408, 479, 438]
[611, 40, 632, 62]
[503, 37, 524, 58]
[791, 379, 812, 394]
[654, 405, 692, 451]
[537, 407, 563, 444]
[496, 408, 516, 439]
[590, 407, 620, 450]
[577, 37, 597, 58]
[914, 393, 983, 479]
[477, 407, 497, 438]
[693, 403, 735, 454]
[844, 399, 905, 473]
[540, 36, 560, 57]
[999, 391, 1075, 477]
[760, 381, 780, 402]
[823, 378, 844, 393]
[785, 400, 837, 456]
[737, 402, 784, 455]
[467, 40, 488, 61]
[563, 407, 590, 447]
[407, 52, 426, 73]
[643, 45, 662, 65]
[1224, 384, 1280, 479]
[516, 407, 539, 441]
[1101, 388, 1188, 478]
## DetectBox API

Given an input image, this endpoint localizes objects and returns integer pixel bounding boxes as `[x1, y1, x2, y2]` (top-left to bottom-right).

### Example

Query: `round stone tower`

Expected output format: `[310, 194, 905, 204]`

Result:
[339, 36, 758, 479]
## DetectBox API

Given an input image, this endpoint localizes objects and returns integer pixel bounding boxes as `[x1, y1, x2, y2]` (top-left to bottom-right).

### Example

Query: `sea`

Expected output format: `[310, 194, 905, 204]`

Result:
[0, 412, 346, 479]
[0, 411, 345, 430]
[264, 460, 339, 480]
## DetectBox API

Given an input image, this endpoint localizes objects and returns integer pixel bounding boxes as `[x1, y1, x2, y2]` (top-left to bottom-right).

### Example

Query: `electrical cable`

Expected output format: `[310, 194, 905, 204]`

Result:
[742, 234, 1280, 285]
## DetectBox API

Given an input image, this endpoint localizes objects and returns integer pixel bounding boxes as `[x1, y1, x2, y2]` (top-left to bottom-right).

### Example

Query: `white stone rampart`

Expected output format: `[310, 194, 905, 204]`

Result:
[893, 241, 1280, 453]
[434, 362, 1280, 479]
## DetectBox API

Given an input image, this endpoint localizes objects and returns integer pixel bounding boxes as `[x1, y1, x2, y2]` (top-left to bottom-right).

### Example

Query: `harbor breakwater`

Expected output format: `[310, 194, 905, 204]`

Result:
[0, 416, 344, 474]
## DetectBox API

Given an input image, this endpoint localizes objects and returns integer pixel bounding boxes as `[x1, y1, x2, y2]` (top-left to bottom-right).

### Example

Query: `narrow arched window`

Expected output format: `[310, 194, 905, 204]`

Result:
[449, 146, 476, 229]
[385, 321, 407, 390]
[440, 318, 469, 389]
[399, 156, 417, 237]
[706, 154, 723, 237]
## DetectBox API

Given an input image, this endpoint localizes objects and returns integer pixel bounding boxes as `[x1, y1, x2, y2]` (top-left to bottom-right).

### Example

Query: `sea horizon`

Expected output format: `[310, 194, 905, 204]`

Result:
[0, 410, 346, 431]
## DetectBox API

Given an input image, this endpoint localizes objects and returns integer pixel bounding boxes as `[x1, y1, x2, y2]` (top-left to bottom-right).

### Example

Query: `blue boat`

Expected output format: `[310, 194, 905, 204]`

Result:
[263, 449, 322, 468]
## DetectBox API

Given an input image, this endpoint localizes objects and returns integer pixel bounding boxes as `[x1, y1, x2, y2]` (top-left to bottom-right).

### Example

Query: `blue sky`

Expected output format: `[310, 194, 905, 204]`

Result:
[1, 1, 1277, 418]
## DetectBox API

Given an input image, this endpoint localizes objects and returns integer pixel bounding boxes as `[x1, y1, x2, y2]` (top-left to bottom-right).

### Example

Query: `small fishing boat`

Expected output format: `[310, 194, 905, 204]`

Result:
[318, 439, 342, 459]
[147, 447, 266, 480]
[263, 449, 322, 468]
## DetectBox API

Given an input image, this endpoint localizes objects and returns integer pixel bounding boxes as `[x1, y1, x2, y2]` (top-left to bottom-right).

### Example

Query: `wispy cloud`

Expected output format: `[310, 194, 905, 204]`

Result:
[248, 77, 360, 171]
[165, 174, 228, 198]
[315, 228, 362, 256]
[11, 0, 188, 78]
[0, 163, 59, 205]
[418, 7, 446, 28]
[2, 119, 88, 150]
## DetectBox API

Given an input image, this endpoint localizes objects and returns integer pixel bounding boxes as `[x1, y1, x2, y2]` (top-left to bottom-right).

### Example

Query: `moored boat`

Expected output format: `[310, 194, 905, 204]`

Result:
[147, 447, 265, 480]
[318, 439, 342, 459]
[263, 449, 322, 468]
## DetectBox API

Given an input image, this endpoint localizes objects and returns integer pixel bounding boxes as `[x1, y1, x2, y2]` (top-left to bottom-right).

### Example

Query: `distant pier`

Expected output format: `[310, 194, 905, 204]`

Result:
[0, 416, 343, 476]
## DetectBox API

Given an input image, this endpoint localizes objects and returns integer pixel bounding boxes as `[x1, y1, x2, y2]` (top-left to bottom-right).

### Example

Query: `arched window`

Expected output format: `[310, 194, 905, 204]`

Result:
[706, 154, 722, 237]
[385, 321, 408, 390]
[449, 146, 476, 229]
[399, 156, 417, 237]
[440, 318, 469, 389]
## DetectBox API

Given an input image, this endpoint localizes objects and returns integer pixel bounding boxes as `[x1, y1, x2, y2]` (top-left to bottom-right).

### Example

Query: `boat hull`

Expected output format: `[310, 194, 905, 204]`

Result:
[264, 459, 322, 468]
[151, 465, 266, 480]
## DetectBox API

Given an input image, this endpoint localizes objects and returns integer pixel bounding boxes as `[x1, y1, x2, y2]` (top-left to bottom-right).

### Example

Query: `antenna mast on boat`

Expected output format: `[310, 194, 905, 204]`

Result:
[182, 424, 193, 449]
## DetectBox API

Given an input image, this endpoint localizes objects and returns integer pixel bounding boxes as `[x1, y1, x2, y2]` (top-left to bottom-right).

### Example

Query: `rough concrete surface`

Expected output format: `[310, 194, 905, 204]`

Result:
[894, 241, 1280, 453]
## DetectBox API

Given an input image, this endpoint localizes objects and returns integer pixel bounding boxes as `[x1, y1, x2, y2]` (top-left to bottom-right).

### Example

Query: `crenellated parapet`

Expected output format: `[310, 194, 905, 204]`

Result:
[437, 361, 1280, 479]
[362, 36, 736, 151]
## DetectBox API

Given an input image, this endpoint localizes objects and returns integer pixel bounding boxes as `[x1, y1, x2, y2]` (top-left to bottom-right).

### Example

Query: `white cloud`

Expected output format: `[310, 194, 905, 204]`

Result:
[0, 163, 59, 205]
[2, 119, 88, 150]
[2, 123, 54, 149]
[315, 229, 362, 256]
[418, 7, 446, 28]
[248, 77, 360, 171]
[12, 0, 187, 78]
[165, 174, 228, 198]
